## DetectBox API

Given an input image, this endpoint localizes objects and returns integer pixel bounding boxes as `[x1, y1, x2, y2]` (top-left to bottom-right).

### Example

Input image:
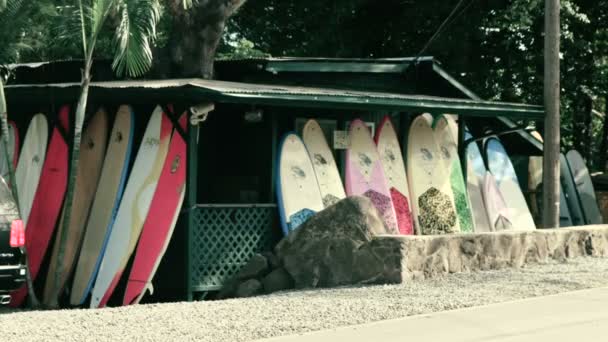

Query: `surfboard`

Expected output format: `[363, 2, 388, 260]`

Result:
[483, 171, 512, 231]
[374, 116, 413, 235]
[0, 121, 19, 185]
[566, 150, 602, 225]
[16, 114, 48, 227]
[9, 106, 69, 308]
[302, 119, 345, 208]
[560, 153, 585, 226]
[528, 131, 543, 221]
[43, 108, 109, 307]
[123, 113, 187, 306]
[90, 106, 171, 308]
[276, 133, 324, 235]
[407, 114, 459, 235]
[484, 137, 535, 230]
[433, 115, 474, 233]
[463, 131, 492, 232]
[345, 119, 399, 234]
[70, 105, 134, 305]
[526, 163, 573, 227]
[524, 132, 573, 227]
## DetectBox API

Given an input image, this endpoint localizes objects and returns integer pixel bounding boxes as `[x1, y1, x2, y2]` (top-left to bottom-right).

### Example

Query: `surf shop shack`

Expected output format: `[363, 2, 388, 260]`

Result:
[3, 57, 545, 303]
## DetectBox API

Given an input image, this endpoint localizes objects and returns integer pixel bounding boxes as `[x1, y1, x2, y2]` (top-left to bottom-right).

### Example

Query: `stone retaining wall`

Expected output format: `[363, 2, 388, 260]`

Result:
[219, 196, 608, 299]
[361, 225, 608, 283]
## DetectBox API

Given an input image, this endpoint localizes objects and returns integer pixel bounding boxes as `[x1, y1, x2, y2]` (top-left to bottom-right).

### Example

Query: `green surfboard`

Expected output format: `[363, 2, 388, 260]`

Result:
[433, 115, 475, 233]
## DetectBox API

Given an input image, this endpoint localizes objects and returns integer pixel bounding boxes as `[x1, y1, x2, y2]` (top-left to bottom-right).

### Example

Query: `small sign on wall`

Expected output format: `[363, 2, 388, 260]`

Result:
[333, 130, 349, 149]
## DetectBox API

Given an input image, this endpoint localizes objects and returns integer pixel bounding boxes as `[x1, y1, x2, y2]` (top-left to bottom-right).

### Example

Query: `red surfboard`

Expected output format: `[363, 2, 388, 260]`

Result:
[9, 106, 69, 307]
[123, 113, 187, 305]
[375, 116, 414, 235]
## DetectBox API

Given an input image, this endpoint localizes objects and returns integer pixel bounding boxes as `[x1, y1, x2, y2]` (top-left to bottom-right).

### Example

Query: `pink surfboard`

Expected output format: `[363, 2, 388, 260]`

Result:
[9, 106, 69, 307]
[375, 116, 414, 235]
[123, 113, 187, 305]
[345, 119, 399, 234]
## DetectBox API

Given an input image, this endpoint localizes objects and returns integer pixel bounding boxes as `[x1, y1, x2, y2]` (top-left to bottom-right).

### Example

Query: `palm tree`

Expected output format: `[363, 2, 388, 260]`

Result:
[49, 0, 161, 308]
[0, 0, 41, 307]
[3, 0, 243, 307]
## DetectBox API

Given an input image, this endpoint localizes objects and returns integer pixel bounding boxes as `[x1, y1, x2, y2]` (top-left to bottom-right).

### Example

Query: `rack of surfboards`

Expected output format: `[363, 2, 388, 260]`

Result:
[277, 114, 603, 237]
[7, 105, 187, 308]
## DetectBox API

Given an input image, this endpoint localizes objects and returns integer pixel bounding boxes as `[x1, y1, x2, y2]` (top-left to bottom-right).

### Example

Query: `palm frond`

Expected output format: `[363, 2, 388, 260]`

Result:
[51, 5, 92, 54]
[91, 0, 115, 40]
[0, 0, 25, 19]
[112, 0, 161, 77]
[181, 0, 197, 10]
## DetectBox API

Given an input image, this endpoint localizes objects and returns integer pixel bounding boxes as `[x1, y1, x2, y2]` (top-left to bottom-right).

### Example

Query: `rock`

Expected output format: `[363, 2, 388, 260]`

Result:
[352, 237, 407, 284]
[217, 278, 240, 299]
[261, 251, 281, 270]
[235, 279, 263, 298]
[276, 196, 389, 288]
[218, 253, 271, 299]
[261, 268, 294, 294]
[236, 254, 270, 280]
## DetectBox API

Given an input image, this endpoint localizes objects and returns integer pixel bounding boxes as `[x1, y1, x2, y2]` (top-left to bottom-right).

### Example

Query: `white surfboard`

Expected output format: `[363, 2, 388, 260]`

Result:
[302, 119, 345, 208]
[464, 131, 492, 232]
[407, 114, 459, 235]
[485, 137, 536, 230]
[16, 114, 48, 227]
[277, 133, 324, 235]
[90, 106, 171, 308]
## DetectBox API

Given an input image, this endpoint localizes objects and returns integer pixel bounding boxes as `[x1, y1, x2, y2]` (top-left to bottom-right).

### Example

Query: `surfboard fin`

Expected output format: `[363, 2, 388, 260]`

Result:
[145, 282, 154, 296]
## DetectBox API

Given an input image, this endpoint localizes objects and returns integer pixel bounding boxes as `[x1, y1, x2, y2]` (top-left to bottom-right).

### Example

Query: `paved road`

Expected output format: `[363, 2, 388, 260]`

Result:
[256, 287, 608, 341]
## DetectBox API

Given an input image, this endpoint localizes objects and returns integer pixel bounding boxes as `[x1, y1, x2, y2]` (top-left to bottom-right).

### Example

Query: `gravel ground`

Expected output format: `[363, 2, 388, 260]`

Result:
[2, 257, 608, 342]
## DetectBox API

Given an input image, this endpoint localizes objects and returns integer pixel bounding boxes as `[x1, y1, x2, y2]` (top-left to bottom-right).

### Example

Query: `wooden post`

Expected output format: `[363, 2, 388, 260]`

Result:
[186, 115, 199, 302]
[542, 0, 560, 228]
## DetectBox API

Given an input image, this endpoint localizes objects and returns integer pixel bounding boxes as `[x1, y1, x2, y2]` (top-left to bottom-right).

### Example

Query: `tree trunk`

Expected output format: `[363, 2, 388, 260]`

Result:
[47, 59, 91, 308]
[542, 0, 560, 228]
[0, 77, 40, 307]
[601, 96, 608, 172]
[166, 0, 247, 79]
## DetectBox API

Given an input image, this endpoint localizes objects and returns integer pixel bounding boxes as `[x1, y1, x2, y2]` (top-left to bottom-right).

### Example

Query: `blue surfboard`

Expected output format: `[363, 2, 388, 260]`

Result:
[276, 133, 324, 235]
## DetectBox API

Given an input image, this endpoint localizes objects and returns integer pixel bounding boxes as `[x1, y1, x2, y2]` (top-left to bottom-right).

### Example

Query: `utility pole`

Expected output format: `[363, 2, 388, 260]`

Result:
[542, 0, 560, 228]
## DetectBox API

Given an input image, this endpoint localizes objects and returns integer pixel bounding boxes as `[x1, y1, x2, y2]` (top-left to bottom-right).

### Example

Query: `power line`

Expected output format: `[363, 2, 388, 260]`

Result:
[413, 0, 477, 64]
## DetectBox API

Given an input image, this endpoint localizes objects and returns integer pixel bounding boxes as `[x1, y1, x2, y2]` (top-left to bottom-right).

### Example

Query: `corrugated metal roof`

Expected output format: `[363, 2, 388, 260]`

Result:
[4, 78, 543, 119]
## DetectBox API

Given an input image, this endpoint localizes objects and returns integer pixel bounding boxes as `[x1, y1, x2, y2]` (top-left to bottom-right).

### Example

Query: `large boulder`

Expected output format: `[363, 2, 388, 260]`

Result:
[235, 253, 269, 280]
[276, 196, 391, 288]
[261, 267, 294, 294]
[235, 279, 263, 298]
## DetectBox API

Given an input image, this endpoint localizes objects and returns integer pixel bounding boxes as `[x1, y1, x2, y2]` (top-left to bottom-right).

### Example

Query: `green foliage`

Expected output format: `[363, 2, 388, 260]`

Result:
[231, 0, 608, 169]
[3, 1, 608, 169]
[217, 34, 269, 60]
[112, 0, 161, 76]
